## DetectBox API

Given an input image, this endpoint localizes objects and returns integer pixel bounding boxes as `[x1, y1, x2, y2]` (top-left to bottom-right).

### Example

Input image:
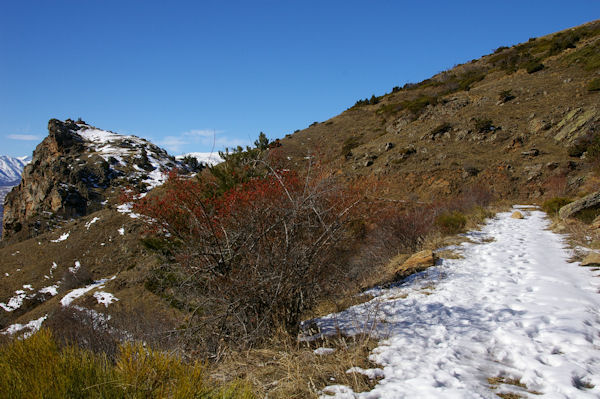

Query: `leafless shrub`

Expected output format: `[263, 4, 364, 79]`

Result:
[45, 306, 120, 360]
[61, 264, 93, 291]
[134, 162, 367, 355]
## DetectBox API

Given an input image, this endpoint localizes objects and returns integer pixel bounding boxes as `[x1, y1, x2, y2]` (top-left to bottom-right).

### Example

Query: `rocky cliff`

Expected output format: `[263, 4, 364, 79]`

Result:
[1, 119, 178, 243]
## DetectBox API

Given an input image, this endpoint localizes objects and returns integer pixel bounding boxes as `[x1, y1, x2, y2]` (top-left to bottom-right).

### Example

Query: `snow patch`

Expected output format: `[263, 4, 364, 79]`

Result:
[50, 231, 70, 242]
[0, 290, 27, 312]
[2, 315, 47, 338]
[118, 227, 125, 235]
[93, 291, 119, 307]
[117, 203, 140, 219]
[85, 217, 100, 229]
[314, 347, 336, 355]
[69, 261, 81, 274]
[60, 276, 116, 306]
[39, 285, 59, 296]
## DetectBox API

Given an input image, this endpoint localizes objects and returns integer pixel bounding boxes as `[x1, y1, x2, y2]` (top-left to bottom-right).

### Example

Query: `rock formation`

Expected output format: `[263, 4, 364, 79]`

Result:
[558, 190, 600, 220]
[2, 119, 178, 242]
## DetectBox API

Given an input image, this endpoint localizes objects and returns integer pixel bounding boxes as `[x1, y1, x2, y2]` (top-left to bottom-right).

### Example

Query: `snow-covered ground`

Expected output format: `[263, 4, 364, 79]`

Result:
[313, 208, 600, 398]
[176, 152, 223, 166]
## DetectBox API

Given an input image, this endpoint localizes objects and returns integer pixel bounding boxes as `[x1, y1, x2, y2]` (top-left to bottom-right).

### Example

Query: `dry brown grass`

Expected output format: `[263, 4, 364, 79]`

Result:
[213, 332, 381, 398]
[488, 375, 543, 397]
[547, 215, 600, 262]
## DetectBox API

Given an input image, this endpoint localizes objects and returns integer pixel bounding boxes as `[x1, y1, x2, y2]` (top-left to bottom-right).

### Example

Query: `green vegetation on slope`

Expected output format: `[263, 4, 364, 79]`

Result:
[0, 329, 254, 399]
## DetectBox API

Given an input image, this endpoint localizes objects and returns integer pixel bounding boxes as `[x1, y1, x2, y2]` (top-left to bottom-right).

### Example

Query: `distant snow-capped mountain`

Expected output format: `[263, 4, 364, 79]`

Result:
[0, 155, 31, 186]
[176, 152, 223, 166]
[0, 155, 30, 234]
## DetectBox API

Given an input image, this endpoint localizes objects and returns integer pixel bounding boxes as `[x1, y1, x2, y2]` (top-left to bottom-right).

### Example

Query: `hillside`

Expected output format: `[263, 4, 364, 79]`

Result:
[278, 20, 600, 202]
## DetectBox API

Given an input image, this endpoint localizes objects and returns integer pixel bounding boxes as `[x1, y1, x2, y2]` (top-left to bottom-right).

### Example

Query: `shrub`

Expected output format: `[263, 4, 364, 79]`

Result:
[547, 30, 581, 56]
[0, 329, 254, 398]
[542, 197, 572, 215]
[489, 47, 534, 73]
[474, 118, 494, 133]
[379, 207, 437, 252]
[568, 133, 600, 161]
[180, 155, 205, 172]
[45, 306, 120, 360]
[525, 61, 544, 74]
[573, 207, 600, 224]
[341, 135, 362, 156]
[435, 211, 467, 234]
[455, 69, 487, 91]
[61, 263, 93, 291]
[354, 98, 369, 107]
[499, 89, 515, 102]
[133, 162, 366, 353]
[401, 95, 438, 116]
[377, 102, 402, 115]
[588, 78, 600, 92]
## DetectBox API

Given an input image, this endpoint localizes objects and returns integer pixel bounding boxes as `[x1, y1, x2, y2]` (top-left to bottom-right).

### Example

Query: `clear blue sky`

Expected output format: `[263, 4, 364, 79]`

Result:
[1, 1, 598, 157]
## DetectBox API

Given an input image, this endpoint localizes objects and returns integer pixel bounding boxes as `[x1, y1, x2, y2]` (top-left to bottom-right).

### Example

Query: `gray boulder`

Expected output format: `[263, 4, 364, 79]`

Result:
[559, 190, 600, 219]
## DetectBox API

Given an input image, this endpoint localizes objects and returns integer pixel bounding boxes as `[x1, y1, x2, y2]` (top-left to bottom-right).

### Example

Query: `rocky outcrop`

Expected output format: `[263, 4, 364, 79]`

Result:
[558, 190, 600, 220]
[580, 252, 600, 266]
[394, 250, 437, 279]
[2, 119, 178, 242]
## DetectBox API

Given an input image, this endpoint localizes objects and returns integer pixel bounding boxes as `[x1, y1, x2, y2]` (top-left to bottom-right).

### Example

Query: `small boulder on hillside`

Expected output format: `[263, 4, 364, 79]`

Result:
[580, 252, 600, 266]
[511, 211, 524, 219]
[395, 250, 436, 278]
[559, 190, 600, 219]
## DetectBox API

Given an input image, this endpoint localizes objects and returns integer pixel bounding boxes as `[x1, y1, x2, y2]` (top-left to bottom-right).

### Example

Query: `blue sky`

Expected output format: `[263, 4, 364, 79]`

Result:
[1, 1, 598, 157]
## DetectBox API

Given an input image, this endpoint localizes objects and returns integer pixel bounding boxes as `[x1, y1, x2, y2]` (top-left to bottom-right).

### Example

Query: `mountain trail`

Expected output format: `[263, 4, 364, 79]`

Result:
[311, 207, 600, 398]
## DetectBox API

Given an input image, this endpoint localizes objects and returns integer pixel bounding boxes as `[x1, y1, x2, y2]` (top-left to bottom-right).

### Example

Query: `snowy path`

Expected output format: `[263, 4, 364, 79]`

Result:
[314, 208, 600, 398]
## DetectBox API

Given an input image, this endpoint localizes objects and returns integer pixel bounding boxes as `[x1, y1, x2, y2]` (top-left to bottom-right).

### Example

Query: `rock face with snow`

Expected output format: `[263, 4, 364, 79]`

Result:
[2, 119, 178, 242]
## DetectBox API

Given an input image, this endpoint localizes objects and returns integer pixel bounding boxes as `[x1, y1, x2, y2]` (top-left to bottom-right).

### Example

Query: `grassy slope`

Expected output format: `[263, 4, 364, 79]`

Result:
[278, 20, 600, 201]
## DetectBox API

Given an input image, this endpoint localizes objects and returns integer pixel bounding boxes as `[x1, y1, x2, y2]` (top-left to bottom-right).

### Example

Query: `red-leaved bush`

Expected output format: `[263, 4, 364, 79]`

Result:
[134, 164, 365, 352]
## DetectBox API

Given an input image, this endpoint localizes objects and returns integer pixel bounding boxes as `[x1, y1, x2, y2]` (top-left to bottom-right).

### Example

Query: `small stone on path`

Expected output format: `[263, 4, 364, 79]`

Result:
[511, 211, 524, 219]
